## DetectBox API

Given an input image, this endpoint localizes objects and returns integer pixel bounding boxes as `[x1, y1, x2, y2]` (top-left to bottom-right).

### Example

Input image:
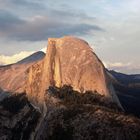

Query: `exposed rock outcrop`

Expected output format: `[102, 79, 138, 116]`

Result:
[26, 36, 121, 107]
[0, 51, 45, 93]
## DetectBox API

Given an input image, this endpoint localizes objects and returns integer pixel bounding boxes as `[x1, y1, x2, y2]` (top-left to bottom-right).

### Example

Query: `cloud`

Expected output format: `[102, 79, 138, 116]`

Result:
[12, 19, 103, 41]
[104, 62, 131, 68]
[0, 10, 24, 31]
[0, 51, 34, 65]
[103, 61, 140, 74]
[48, 9, 96, 22]
[0, 10, 24, 37]
[0, 10, 103, 41]
[40, 47, 46, 53]
[0, 0, 45, 10]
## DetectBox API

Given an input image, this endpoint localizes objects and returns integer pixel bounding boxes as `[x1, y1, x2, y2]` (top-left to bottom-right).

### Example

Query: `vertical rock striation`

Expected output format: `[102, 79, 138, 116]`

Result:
[26, 36, 121, 108]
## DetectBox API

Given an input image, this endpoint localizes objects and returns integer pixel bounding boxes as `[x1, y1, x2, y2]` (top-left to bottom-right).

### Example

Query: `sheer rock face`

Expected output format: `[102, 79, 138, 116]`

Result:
[26, 36, 121, 106]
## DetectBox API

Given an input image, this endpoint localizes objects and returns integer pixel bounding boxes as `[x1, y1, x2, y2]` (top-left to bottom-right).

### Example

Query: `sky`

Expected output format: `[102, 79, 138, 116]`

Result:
[0, 0, 140, 74]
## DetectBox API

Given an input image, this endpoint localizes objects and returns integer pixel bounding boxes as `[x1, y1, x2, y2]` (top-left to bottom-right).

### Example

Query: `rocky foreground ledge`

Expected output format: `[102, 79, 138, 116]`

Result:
[0, 86, 140, 140]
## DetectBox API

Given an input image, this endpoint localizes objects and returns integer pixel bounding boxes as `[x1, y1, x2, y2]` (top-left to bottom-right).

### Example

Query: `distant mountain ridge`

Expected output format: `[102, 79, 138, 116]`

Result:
[0, 51, 45, 93]
[109, 70, 140, 117]
[17, 51, 45, 64]
[110, 70, 140, 85]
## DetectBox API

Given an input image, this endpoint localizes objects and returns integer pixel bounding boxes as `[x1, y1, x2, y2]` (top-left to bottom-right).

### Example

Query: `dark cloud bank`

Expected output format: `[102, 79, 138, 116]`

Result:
[0, 9, 103, 41]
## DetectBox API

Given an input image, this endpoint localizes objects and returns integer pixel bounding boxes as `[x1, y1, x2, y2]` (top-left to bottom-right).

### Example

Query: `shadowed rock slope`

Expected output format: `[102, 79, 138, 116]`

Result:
[1, 86, 140, 140]
[35, 86, 140, 140]
[109, 70, 140, 117]
[0, 93, 41, 140]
